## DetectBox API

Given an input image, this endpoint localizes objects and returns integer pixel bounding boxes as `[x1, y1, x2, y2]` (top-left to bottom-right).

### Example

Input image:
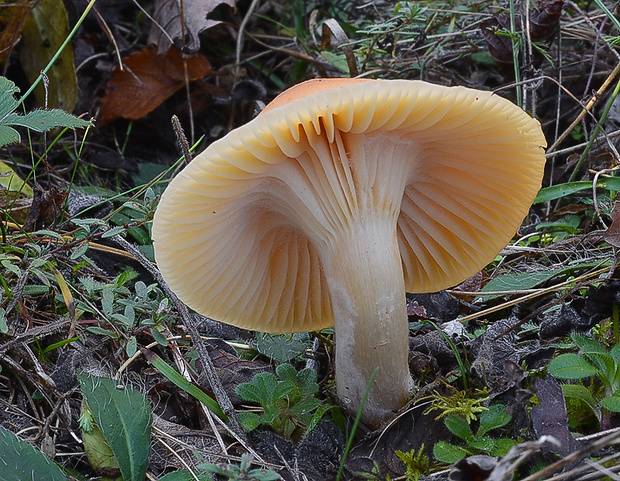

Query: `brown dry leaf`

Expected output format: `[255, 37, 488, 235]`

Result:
[0, 2, 32, 64]
[148, 0, 236, 53]
[19, 0, 78, 110]
[98, 46, 211, 123]
[23, 184, 66, 231]
[604, 201, 620, 248]
[530, 0, 564, 43]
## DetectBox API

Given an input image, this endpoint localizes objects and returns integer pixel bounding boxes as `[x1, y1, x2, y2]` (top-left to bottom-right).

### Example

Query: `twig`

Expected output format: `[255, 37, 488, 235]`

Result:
[547, 61, 620, 154]
[519, 430, 620, 481]
[235, 0, 262, 77]
[445, 266, 610, 326]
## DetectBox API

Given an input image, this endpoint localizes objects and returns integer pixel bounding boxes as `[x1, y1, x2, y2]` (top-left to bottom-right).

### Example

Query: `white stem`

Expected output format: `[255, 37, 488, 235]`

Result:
[324, 216, 414, 427]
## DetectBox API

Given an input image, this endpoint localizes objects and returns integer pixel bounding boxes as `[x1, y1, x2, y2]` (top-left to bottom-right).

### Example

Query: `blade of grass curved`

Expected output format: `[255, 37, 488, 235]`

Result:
[78, 372, 151, 481]
[141, 347, 226, 421]
[534, 177, 620, 204]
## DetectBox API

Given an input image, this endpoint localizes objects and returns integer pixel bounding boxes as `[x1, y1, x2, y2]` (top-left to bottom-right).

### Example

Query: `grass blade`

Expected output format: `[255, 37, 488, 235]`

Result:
[141, 347, 226, 421]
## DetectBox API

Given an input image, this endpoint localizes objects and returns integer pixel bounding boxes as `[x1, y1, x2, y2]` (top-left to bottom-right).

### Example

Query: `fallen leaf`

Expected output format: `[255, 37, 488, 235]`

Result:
[0, 160, 33, 197]
[23, 183, 66, 231]
[0, 3, 31, 64]
[20, 0, 78, 110]
[148, 0, 236, 53]
[480, 17, 513, 69]
[98, 46, 211, 123]
[530, 1, 564, 43]
[604, 201, 620, 247]
[530, 377, 581, 457]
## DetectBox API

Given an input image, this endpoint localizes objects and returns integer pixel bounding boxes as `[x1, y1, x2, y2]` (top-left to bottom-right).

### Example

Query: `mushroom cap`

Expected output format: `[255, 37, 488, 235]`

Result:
[152, 79, 546, 333]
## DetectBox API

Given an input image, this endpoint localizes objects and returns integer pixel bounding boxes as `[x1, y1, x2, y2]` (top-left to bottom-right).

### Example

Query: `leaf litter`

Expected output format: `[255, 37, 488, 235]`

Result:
[3, 1, 620, 480]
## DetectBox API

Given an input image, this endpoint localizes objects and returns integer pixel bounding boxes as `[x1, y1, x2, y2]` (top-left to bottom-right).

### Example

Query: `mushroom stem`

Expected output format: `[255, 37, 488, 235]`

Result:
[325, 215, 414, 428]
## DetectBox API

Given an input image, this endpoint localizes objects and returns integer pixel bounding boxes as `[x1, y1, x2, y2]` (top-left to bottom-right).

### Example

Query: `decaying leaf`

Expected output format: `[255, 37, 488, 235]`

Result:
[530, 377, 581, 457]
[19, 0, 78, 110]
[0, 2, 31, 64]
[22, 183, 66, 231]
[148, 0, 236, 53]
[0, 160, 33, 198]
[98, 46, 211, 123]
[604, 201, 620, 248]
[530, 1, 564, 42]
[480, 0, 564, 75]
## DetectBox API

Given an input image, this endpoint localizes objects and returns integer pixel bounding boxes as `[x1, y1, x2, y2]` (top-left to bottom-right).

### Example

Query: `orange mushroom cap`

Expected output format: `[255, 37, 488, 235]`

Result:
[152, 79, 546, 334]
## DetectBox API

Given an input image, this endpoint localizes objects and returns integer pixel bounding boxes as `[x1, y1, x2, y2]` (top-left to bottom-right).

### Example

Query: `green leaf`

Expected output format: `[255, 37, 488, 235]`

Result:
[534, 177, 620, 203]
[478, 269, 564, 300]
[433, 441, 468, 463]
[237, 412, 261, 432]
[159, 470, 210, 481]
[0, 426, 69, 480]
[86, 326, 118, 339]
[490, 438, 519, 456]
[247, 468, 282, 480]
[0, 77, 19, 119]
[443, 416, 473, 442]
[304, 403, 338, 435]
[294, 368, 319, 399]
[102, 226, 126, 238]
[572, 334, 607, 355]
[236, 372, 278, 405]
[602, 391, 620, 412]
[0, 308, 7, 334]
[477, 405, 511, 438]
[141, 349, 226, 420]
[126, 336, 137, 357]
[0, 125, 20, 146]
[288, 397, 322, 417]
[3, 109, 91, 132]
[549, 353, 599, 379]
[150, 327, 168, 346]
[78, 372, 152, 481]
[561, 383, 598, 415]
[275, 363, 298, 384]
[469, 436, 495, 453]
[236, 371, 294, 407]
[253, 332, 310, 362]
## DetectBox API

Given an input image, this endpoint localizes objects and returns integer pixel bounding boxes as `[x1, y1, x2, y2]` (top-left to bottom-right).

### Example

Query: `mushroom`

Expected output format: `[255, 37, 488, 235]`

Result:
[152, 78, 546, 427]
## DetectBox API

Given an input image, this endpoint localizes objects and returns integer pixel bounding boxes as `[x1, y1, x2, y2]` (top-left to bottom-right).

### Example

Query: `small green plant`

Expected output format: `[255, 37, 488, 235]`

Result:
[549, 333, 620, 430]
[0, 76, 91, 148]
[78, 372, 152, 480]
[199, 453, 281, 481]
[433, 404, 517, 463]
[251, 332, 312, 363]
[395, 444, 431, 481]
[235, 363, 332, 440]
[423, 386, 489, 424]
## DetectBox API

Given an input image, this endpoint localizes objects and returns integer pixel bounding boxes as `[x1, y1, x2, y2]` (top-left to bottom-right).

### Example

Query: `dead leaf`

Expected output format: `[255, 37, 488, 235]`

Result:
[530, 1, 564, 43]
[0, 2, 31, 64]
[23, 183, 66, 231]
[605, 201, 620, 247]
[480, 17, 513, 69]
[98, 46, 211, 123]
[20, 0, 78, 110]
[531, 377, 582, 457]
[148, 0, 236, 53]
[480, 1, 564, 77]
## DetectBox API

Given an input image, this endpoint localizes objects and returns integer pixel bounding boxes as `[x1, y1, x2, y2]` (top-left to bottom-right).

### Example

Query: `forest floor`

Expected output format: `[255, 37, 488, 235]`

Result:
[2, 1, 620, 480]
